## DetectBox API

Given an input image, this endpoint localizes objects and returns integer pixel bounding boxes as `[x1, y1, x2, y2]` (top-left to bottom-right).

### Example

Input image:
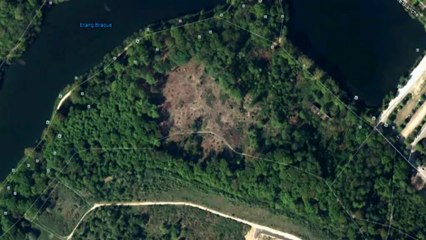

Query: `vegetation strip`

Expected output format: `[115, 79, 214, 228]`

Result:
[66, 201, 302, 240]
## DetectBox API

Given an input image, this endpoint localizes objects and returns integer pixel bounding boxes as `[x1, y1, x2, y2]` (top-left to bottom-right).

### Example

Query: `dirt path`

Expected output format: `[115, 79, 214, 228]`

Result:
[379, 55, 426, 124]
[401, 100, 426, 137]
[245, 227, 257, 240]
[56, 90, 73, 110]
[66, 201, 302, 240]
[395, 98, 418, 125]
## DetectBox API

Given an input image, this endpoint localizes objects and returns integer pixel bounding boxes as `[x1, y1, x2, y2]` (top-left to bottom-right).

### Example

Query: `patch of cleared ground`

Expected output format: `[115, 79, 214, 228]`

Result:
[161, 60, 259, 153]
[411, 165, 426, 190]
[395, 96, 417, 125]
[257, 231, 297, 240]
[245, 227, 292, 240]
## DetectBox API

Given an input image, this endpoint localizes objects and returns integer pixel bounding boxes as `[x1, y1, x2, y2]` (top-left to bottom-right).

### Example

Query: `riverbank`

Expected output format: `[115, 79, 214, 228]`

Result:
[0, 0, 224, 181]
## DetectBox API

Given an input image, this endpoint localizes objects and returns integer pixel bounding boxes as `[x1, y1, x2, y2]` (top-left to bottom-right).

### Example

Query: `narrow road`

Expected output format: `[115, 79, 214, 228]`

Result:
[66, 201, 302, 240]
[56, 90, 73, 110]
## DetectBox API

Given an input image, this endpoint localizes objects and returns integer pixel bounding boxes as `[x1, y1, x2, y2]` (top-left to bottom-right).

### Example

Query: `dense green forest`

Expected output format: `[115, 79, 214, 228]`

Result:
[0, 0, 425, 239]
[74, 206, 248, 239]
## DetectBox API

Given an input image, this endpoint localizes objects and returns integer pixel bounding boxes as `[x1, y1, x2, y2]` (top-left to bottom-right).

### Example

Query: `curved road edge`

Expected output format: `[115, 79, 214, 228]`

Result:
[65, 201, 302, 240]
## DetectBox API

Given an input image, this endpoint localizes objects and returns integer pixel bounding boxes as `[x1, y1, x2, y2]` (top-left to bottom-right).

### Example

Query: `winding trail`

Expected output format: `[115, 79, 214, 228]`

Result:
[66, 201, 302, 240]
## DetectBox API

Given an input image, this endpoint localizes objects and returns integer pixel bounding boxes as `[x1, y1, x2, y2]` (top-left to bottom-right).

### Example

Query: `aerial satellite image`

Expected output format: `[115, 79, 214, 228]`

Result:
[0, 0, 426, 239]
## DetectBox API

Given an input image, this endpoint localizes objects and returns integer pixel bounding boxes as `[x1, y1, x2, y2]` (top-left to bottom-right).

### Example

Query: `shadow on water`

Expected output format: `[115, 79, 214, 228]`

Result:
[0, 0, 224, 180]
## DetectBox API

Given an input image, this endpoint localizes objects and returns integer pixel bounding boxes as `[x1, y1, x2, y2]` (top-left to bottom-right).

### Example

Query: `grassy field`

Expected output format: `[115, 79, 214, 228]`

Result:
[56, 168, 330, 240]
[30, 182, 92, 237]
[28, 170, 329, 240]
[137, 176, 331, 240]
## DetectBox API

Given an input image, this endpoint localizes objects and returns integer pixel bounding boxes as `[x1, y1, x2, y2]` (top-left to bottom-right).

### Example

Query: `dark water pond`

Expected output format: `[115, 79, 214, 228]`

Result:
[0, 0, 223, 180]
[288, 0, 426, 106]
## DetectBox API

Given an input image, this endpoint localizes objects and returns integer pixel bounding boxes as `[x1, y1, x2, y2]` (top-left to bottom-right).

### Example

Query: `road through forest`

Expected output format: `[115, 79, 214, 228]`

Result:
[66, 201, 302, 240]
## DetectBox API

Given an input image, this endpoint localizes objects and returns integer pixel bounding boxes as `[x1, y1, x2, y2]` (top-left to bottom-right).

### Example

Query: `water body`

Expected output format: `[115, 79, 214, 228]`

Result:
[0, 0, 223, 180]
[288, 0, 426, 106]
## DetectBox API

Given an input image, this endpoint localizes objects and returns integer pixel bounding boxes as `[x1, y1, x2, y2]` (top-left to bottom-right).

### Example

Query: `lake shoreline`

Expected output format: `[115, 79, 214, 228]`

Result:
[288, 0, 426, 106]
[0, 0, 225, 180]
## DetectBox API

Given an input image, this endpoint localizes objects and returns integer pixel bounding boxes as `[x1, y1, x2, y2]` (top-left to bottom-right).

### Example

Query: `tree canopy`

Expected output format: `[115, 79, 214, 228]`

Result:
[0, 1, 425, 240]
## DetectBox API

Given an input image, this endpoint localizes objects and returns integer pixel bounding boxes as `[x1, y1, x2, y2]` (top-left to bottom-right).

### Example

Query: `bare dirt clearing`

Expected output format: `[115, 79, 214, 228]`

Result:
[245, 227, 257, 240]
[162, 61, 259, 154]
[395, 95, 417, 125]
[244, 227, 290, 240]
[411, 165, 426, 190]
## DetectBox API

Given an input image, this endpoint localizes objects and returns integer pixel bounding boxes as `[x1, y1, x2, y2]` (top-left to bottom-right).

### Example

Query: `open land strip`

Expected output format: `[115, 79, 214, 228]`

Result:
[66, 201, 302, 240]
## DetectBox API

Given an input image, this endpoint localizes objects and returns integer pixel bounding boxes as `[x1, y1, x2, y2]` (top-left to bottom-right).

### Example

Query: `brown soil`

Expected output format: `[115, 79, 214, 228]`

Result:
[161, 61, 259, 154]
[245, 227, 257, 240]
[411, 166, 426, 191]
[395, 98, 417, 125]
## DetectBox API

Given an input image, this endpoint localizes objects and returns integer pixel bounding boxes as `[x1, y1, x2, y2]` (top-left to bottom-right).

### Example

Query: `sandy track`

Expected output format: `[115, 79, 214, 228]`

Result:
[56, 90, 73, 110]
[245, 227, 257, 240]
[379, 55, 426, 124]
[66, 201, 302, 240]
